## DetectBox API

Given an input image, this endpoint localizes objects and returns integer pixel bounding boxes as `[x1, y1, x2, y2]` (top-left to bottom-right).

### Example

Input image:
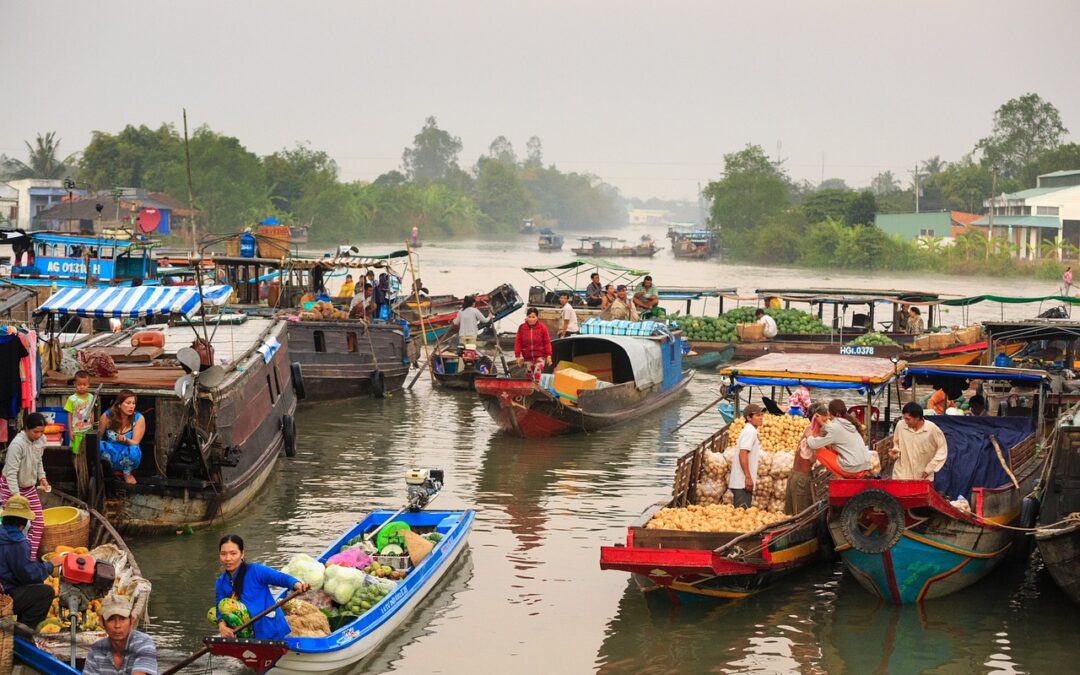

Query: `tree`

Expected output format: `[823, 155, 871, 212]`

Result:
[976, 93, 1068, 178]
[474, 158, 534, 230]
[2, 131, 79, 180]
[401, 116, 463, 183]
[703, 144, 790, 251]
[263, 143, 338, 214]
[486, 136, 517, 164]
[1019, 143, 1080, 188]
[525, 136, 543, 168]
[818, 177, 849, 191]
[79, 124, 181, 190]
[932, 156, 994, 213]
[845, 191, 877, 226]
[922, 156, 946, 175]
[870, 170, 900, 196]
[801, 189, 854, 224]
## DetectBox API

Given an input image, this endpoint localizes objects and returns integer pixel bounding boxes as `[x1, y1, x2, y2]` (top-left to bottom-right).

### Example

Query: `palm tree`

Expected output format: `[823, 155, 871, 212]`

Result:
[1040, 238, 1068, 260]
[1, 132, 79, 180]
[917, 234, 944, 254]
[953, 228, 987, 260]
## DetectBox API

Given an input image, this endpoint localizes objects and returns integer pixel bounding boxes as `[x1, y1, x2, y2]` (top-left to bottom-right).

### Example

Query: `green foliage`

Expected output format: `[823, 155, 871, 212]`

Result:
[264, 143, 338, 214]
[927, 155, 994, 213]
[1035, 259, 1066, 281]
[976, 93, 1068, 178]
[2, 132, 79, 180]
[402, 116, 463, 183]
[521, 165, 624, 229]
[870, 171, 900, 196]
[474, 158, 534, 231]
[801, 189, 854, 224]
[1018, 143, 1080, 188]
[748, 211, 807, 264]
[845, 191, 877, 226]
[79, 124, 181, 189]
[874, 189, 915, 214]
[704, 144, 789, 248]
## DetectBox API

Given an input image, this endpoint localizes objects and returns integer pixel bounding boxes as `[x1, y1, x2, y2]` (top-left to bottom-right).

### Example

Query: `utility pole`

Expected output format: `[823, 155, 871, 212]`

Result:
[987, 165, 998, 262]
[183, 108, 197, 254]
[913, 163, 921, 213]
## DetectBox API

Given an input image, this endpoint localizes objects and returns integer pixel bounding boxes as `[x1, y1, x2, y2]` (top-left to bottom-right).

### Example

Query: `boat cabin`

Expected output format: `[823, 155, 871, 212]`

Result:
[9, 232, 158, 289]
[755, 287, 944, 336]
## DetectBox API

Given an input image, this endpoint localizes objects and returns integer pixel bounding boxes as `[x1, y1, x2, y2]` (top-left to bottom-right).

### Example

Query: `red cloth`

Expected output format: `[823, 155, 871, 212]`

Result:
[816, 448, 870, 479]
[514, 321, 552, 362]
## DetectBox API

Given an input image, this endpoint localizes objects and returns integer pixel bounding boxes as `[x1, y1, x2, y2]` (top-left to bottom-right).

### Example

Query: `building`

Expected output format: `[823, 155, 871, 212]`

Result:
[972, 170, 1080, 259]
[3, 179, 82, 231]
[628, 208, 669, 226]
[0, 183, 17, 227]
[32, 189, 195, 236]
[874, 210, 982, 244]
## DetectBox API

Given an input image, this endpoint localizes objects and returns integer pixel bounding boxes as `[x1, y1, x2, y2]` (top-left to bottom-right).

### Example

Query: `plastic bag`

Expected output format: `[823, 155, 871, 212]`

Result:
[326, 547, 373, 570]
[281, 554, 326, 591]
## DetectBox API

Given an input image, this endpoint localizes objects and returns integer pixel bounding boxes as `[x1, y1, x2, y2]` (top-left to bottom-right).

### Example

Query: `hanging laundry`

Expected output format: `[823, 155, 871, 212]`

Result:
[0, 335, 29, 416]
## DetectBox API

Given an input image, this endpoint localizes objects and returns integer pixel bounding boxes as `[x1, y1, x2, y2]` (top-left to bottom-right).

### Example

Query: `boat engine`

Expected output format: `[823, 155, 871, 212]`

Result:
[58, 553, 116, 666]
[405, 468, 443, 511]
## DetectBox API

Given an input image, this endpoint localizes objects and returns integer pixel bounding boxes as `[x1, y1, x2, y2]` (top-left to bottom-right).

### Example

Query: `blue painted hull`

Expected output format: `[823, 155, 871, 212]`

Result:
[14, 637, 82, 674]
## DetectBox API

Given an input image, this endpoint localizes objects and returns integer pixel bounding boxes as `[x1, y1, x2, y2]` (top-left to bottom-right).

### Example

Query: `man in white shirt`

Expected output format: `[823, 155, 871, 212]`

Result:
[729, 403, 765, 508]
[448, 295, 491, 348]
[558, 292, 579, 338]
[755, 309, 778, 339]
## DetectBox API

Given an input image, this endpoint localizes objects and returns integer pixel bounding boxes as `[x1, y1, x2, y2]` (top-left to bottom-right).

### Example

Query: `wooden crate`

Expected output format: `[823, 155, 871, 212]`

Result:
[927, 332, 955, 350]
[736, 323, 764, 340]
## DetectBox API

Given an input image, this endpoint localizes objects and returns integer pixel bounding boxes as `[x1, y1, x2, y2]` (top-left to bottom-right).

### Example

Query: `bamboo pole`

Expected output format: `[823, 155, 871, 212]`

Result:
[404, 241, 435, 385]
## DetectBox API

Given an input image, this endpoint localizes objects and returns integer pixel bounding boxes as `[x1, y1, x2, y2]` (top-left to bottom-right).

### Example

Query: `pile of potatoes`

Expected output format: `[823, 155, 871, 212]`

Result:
[646, 503, 787, 534]
[725, 414, 810, 453]
[696, 447, 795, 513]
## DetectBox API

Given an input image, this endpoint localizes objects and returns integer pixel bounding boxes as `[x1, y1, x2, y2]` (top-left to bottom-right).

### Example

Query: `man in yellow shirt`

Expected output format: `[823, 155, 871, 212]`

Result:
[890, 402, 948, 480]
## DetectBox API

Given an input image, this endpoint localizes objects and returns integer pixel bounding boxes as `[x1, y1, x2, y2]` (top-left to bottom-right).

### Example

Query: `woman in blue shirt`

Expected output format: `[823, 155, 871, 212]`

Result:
[215, 534, 308, 640]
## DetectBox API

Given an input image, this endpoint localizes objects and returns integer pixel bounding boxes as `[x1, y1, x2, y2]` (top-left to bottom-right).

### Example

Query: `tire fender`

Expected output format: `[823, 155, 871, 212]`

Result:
[291, 362, 306, 401]
[281, 414, 296, 457]
[371, 369, 386, 398]
[840, 489, 905, 554]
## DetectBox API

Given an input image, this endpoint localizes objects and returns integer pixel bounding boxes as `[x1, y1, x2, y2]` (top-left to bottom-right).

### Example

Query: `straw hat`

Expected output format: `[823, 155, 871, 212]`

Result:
[1, 495, 34, 521]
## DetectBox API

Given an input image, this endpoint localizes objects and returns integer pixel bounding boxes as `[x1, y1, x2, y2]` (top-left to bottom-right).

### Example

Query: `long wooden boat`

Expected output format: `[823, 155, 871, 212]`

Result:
[14, 489, 151, 672]
[600, 427, 828, 601]
[36, 285, 298, 534]
[1034, 402, 1080, 602]
[570, 236, 661, 258]
[288, 319, 409, 400]
[476, 323, 692, 438]
[205, 509, 474, 674]
[401, 283, 522, 347]
[828, 364, 1050, 604]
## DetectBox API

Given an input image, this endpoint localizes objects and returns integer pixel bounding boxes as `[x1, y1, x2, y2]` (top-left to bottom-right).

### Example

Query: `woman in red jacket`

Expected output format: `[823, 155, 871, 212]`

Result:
[514, 308, 553, 372]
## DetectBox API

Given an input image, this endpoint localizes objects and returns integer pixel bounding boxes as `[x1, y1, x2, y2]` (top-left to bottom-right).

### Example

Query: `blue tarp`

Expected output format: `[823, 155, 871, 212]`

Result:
[905, 366, 1046, 383]
[732, 376, 889, 395]
[931, 416, 1033, 500]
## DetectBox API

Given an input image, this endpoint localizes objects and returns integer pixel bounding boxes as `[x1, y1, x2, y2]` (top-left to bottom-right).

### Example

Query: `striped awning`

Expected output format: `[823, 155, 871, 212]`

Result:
[37, 285, 232, 318]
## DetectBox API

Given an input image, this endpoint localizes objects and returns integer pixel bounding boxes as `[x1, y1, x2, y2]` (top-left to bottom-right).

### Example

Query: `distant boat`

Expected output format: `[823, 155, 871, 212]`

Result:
[520, 218, 537, 235]
[669, 227, 719, 259]
[537, 228, 564, 252]
[570, 235, 660, 258]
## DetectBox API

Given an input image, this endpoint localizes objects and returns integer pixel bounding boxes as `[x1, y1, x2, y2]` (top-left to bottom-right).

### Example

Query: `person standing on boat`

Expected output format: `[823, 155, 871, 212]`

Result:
[607, 285, 639, 321]
[447, 295, 491, 348]
[1064, 266, 1073, 296]
[83, 595, 158, 675]
[514, 308, 552, 374]
[557, 291, 579, 338]
[97, 391, 145, 485]
[907, 307, 925, 335]
[1, 412, 49, 559]
[216, 534, 309, 640]
[785, 402, 826, 515]
[755, 309, 778, 339]
[889, 402, 948, 481]
[585, 272, 604, 307]
[0, 495, 63, 628]
[804, 399, 872, 478]
[632, 276, 660, 318]
[339, 274, 356, 299]
[730, 404, 764, 508]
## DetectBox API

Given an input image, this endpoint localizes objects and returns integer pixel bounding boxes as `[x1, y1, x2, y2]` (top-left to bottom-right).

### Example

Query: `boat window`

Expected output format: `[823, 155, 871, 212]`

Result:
[99, 246, 112, 259]
[314, 330, 326, 353]
[266, 374, 276, 402]
[347, 332, 357, 353]
[273, 365, 281, 397]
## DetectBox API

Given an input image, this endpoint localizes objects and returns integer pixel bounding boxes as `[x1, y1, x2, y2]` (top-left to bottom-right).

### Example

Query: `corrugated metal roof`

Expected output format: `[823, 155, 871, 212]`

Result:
[970, 215, 1060, 228]
[1001, 187, 1068, 200]
[1038, 170, 1080, 178]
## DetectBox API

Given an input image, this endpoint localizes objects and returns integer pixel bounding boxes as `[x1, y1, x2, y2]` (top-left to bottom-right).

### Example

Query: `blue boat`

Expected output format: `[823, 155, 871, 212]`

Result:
[205, 509, 474, 674]
[14, 637, 81, 674]
[8, 231, 159, 290]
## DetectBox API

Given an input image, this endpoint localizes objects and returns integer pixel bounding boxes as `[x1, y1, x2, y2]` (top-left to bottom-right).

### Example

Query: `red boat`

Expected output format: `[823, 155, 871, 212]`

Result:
[475, 328, 692, 438]
[599, 427, 828, 600]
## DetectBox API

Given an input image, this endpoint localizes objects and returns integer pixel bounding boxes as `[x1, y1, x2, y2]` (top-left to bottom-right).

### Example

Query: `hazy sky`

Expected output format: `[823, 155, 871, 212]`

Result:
[3, 1, 1079, 201]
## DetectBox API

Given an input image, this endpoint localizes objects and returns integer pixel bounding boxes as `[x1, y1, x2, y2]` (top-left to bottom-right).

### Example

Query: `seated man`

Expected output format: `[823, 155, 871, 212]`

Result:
[755, 309, 778, 339]
[607, 285, 639, 321]
[632, 275, 660, 317]
[84, 595, 158, 675]
[0, 496, 61, 629]
[584, 272, 604, 308]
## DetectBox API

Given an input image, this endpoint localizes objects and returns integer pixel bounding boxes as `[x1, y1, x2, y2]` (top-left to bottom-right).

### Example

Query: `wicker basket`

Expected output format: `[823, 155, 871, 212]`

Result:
[956, 325, 981, 345]
[0, 594, 12, 674]
[39, 508, 90, 557]
[736, 323, 765, 341]
[926, 332, 955, 350]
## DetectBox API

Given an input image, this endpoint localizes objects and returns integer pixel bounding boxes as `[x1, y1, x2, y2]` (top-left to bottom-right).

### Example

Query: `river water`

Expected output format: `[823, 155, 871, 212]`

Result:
[131, 229, 1079, 673]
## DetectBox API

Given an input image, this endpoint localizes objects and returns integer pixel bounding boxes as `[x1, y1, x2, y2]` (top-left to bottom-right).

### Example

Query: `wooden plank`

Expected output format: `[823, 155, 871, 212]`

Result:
[99, 346, 165, 363]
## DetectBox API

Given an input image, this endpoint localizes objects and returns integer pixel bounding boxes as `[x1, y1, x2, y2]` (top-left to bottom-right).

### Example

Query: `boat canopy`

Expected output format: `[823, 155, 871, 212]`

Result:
[982, 320, 1080, 342]
[941, 293, 1080, 306]
[721, 353, 904, 393]
[37, 284, 232, 318]
[756, 287, 943, 305]
[555, 334, 664, 390]
[522, 257, 648, 275]
[29, 232, 142, 248]
[904, 363, 1048, 384]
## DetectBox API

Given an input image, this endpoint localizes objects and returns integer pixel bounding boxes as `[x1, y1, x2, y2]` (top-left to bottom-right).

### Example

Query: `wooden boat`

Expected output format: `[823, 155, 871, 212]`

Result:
[205, 509, 474, 674]
[1034, 402, 1080, 602]
[669, 228, 718, 260]
[430, 350, 499, 391]
[683, 344, 734, 370]
[14, 489, 151, 672]
[475, 322, 692, 438]
[600, 427, 829, 600]
[829, 364, 1050, 604]
[402, 283, 522, 348]
[537, 228, 564, 252]
[36, 285, 298, 534]
[570, 235, 660, 258]
[287, 319, 409, 400]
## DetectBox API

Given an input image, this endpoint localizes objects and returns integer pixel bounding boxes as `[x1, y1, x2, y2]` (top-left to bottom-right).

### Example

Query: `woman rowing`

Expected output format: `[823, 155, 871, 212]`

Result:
[215, 534, 309, 640]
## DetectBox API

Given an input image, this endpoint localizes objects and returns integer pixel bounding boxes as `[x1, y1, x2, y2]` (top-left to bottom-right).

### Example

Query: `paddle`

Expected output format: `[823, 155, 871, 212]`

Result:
[160, 588, 304, 675]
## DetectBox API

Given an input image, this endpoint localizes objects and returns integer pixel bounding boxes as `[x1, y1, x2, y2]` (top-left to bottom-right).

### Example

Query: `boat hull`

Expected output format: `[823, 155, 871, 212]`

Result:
[287, 321, 410, 401]
[476, 373, 693, 438]
[683, 345, 735, 370]
[1036, 522, 1080, 602]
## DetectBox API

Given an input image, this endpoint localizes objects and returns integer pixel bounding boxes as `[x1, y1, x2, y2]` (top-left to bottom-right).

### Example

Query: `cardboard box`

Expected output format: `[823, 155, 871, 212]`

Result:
[573, 352, 614, 382]
[553, 368, 598, 403]
[555, 360, 588, 373]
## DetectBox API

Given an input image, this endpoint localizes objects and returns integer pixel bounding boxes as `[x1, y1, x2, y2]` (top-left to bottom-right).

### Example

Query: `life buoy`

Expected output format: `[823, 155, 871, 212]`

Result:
[291, 362, 306, 400]
[281, 414, 296, 457]
[371, 369, 386, 398]
[840, 489, 905, 554]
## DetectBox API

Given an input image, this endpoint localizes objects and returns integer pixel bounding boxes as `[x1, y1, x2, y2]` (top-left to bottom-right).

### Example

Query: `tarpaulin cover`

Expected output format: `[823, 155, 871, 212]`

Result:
[930, 416, 1033, 500]
[555, 334, 663, 390]
[37, 284, 232, 318]
[905, 365, 1047, 383]
[579, 318, 670, 337]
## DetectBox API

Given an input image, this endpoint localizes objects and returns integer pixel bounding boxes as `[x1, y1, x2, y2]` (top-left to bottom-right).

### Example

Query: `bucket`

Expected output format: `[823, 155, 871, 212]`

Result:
[39, 508, 89, 556]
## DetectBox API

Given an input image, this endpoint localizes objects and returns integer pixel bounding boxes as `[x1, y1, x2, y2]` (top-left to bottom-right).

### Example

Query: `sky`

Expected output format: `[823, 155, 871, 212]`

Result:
[3, 1, 1080, 201]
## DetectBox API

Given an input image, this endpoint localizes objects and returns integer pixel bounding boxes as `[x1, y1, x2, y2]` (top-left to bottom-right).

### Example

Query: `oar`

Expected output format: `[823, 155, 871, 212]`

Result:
[671, 393, 728, 435]
[160, 588, 304, 675]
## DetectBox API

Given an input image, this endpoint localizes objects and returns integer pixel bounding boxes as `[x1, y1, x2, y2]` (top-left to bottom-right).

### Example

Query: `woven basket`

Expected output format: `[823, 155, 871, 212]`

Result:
[39, 508, 90, 558]
[957, 325, 981, 345]
[927, 333, 955, 350]
[736, 323, 765, 341]
[0, 594, 12, 674]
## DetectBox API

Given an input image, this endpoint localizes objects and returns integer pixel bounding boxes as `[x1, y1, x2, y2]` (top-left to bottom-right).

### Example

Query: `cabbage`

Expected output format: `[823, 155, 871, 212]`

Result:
[323, 565, 365, 605]
[282, 554, 325, 591]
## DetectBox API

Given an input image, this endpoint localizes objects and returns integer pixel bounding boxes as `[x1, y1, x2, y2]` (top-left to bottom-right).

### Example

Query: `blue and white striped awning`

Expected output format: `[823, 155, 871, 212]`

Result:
[37, 285, 233, 318]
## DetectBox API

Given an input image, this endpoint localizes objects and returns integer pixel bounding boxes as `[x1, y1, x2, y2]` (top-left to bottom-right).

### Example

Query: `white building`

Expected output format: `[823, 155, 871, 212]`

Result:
[4, 178, 82, 231]
[974, 170, 1080, 259]
[628, 208, 669, 226]
[0, 183, 17, 227]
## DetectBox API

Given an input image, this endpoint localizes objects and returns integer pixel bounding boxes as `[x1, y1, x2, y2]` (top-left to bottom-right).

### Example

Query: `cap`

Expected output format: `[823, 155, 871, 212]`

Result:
[616, 284, 627, 292]
[100, 595, 133, 620]
[1, 495, 34, 521]
[743, 403, 764, 417]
